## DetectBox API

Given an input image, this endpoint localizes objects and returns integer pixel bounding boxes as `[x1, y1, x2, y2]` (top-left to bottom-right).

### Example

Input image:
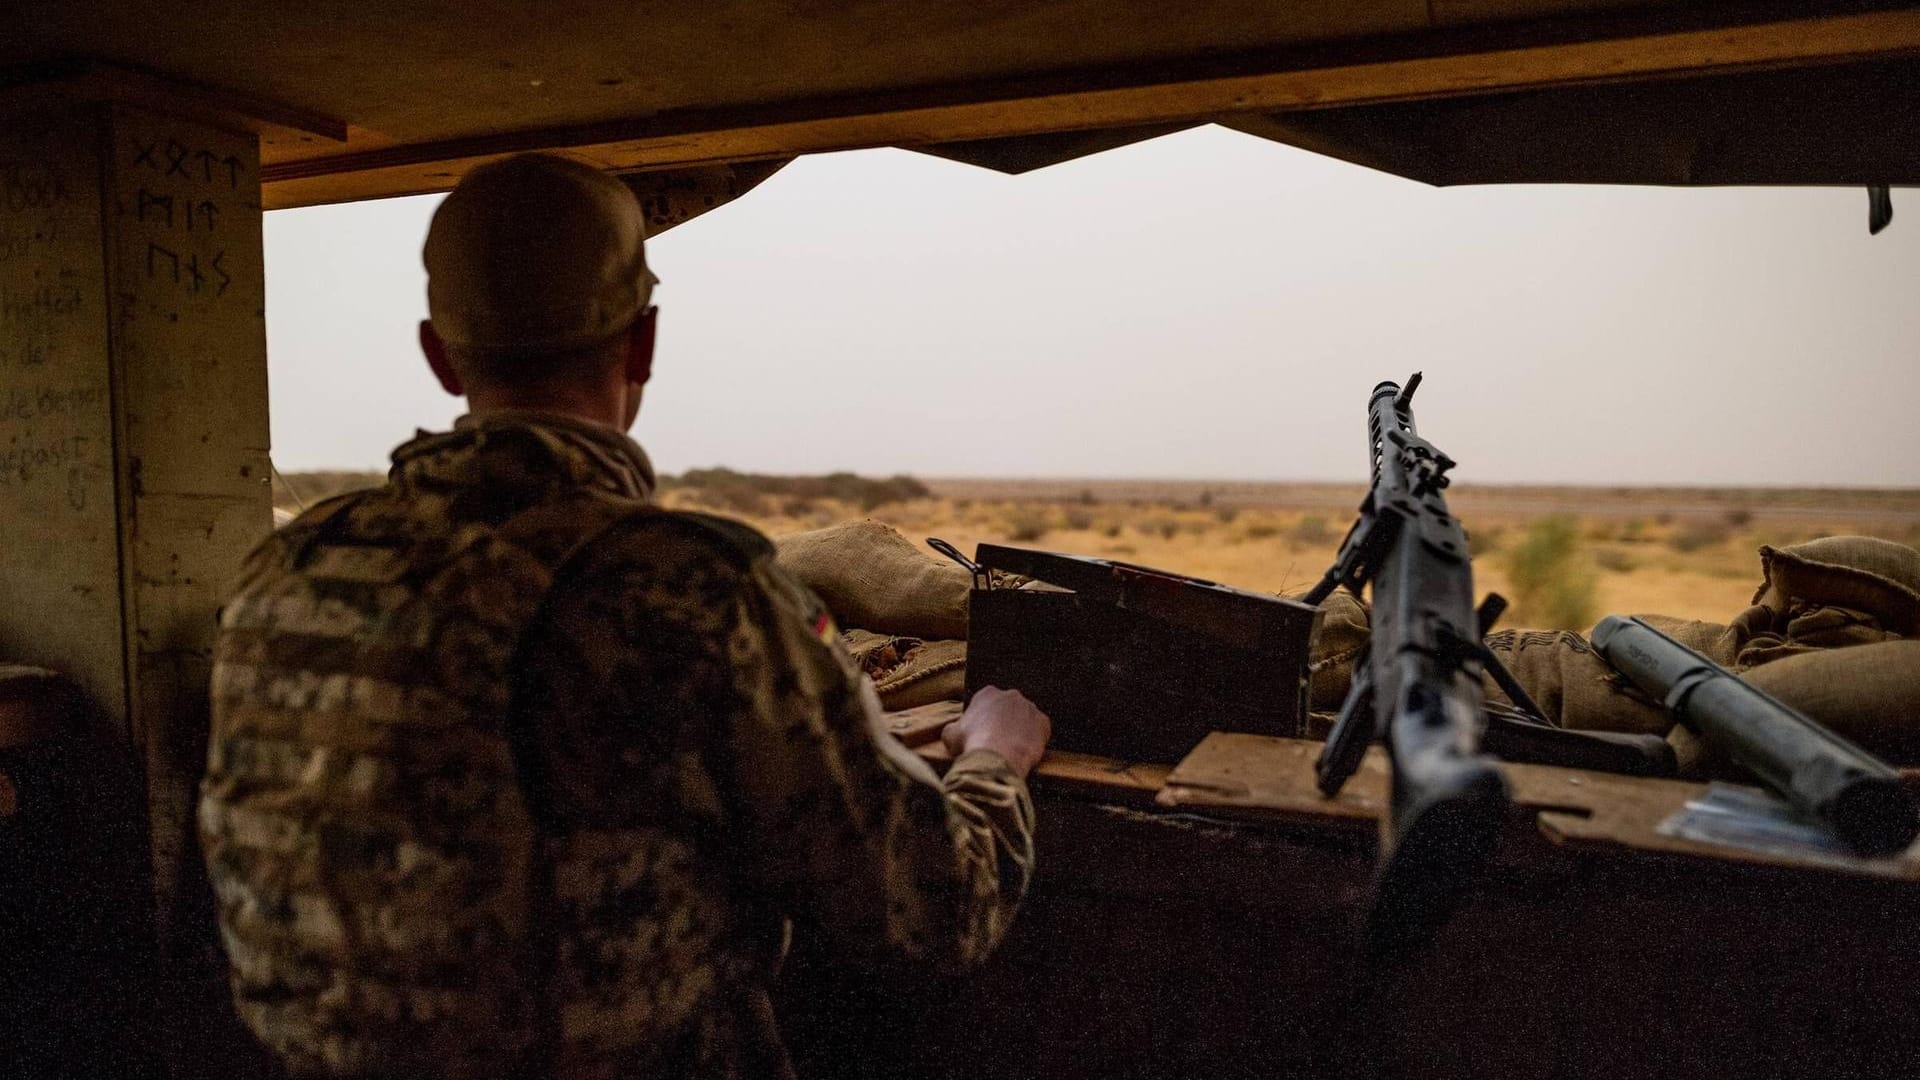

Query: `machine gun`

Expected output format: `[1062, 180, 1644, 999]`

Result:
[1303, 374, 1673, 953]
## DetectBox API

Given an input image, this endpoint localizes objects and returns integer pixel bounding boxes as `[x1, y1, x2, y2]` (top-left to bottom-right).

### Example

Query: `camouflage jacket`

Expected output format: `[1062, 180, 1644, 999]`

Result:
[199, 411, 1036, 1079]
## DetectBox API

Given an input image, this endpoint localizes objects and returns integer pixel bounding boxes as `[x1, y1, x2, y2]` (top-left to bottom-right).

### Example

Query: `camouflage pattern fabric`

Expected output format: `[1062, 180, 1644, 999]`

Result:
[199, 411, 1035, 1079]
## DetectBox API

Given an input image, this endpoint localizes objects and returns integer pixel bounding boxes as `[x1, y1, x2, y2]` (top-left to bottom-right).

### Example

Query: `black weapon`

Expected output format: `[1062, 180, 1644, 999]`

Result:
[1303, 374, 1511, 953]
[1592, 615, 1920, 855]
[1304, 375, 1674, 953]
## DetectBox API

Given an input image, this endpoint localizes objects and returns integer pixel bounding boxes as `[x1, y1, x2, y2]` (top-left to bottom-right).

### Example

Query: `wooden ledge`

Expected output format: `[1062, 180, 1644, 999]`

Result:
[1159, 732, 1920, 884]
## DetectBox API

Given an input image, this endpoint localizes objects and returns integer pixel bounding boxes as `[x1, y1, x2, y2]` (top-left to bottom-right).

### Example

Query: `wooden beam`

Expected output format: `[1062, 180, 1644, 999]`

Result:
[2, 60, 347, 143]
[261, 8, 1920, 208]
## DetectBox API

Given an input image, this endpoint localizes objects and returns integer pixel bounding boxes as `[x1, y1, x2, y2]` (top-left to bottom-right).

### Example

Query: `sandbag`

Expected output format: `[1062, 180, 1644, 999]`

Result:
[1753, 536, 1920, 636]
[1742, 640, 1920, 763]
[1478, 620, 1721, 736]
[775, 521, 971, 641]
[842, 629, 969, 711]
[1297, 589, 1370, 713]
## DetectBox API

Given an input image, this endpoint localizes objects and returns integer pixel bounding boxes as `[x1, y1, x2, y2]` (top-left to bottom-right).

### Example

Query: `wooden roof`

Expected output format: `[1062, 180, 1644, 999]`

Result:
[8, 1, 1919, 208]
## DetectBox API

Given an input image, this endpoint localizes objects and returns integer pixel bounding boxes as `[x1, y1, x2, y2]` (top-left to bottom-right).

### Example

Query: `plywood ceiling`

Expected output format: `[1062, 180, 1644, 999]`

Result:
[7, 1, 1917, 206]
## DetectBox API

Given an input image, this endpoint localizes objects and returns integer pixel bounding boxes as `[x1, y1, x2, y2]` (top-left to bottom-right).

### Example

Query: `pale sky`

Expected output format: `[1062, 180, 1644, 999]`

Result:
[264, 126, 1919, 487]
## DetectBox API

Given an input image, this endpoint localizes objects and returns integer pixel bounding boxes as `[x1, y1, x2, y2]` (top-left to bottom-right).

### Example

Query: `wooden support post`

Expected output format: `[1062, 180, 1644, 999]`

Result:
[0, 100, 273, 1070]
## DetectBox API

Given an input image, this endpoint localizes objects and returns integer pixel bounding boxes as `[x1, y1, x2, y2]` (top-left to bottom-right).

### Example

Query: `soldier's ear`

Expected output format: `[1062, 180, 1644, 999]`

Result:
[624, 307, 657, 388]
[419, 321, 464, 397]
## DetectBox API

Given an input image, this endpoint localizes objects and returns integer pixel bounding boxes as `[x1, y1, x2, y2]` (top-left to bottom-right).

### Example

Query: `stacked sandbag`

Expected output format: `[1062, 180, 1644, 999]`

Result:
[775, 522, 975, 710]
[1481, 536, 1920, 757]
[1743, 641, 1920, 762]
[841, 630, 969, 711]
[1732, 535, 1920, 666]
[1481, 616, 1745, 736]
[1297, 589, 1370, 714]
[774, 521, 971, 640]
[777, 522, 1920, 757]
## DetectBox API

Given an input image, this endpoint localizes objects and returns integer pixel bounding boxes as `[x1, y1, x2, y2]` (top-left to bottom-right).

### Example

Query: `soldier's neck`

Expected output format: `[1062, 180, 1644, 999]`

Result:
[465, 377, 635, 434]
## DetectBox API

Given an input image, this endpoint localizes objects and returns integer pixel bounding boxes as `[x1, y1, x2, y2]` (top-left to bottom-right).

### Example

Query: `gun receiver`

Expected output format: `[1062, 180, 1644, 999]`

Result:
[1305, 375, 1510, 953]
[1593, 615, 1919, 855]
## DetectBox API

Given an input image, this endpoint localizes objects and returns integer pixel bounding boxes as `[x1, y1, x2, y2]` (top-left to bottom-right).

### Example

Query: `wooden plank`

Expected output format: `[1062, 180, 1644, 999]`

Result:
[902, 706, 1171, 808]
[1159, 732, 1920, 882]
[259, 9, 1920, 208]
[1157, 732, 1386, 833]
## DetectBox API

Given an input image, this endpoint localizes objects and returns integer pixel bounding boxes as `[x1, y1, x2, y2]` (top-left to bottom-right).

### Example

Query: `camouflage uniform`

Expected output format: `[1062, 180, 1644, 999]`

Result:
[199, 412, 1036, 1079]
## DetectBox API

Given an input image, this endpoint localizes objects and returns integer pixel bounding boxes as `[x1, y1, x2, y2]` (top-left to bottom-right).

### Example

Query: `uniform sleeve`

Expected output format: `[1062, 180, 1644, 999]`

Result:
[709, 559, 1035, 970]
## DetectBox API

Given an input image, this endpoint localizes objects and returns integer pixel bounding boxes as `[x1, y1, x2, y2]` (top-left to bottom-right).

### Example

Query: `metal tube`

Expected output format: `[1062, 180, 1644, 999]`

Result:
[1592, 615, 1919, 855]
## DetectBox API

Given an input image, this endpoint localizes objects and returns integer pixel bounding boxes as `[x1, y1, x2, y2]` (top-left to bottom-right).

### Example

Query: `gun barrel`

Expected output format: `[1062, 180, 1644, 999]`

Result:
[1592, 615, 1919, 855]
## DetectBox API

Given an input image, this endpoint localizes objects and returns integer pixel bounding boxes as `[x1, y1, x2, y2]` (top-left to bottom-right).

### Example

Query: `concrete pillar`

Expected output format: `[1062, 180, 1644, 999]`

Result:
[0, 98, 273, 1070]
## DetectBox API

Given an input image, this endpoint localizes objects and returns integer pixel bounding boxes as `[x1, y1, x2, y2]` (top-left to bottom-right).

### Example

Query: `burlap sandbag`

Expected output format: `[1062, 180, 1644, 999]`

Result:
[1481, 615, 1745, 736]
[1752, 536, 1920, 636]
[1742, 640, 1920, 761]
[1297, 589, 1371, 714]
[1728, 536, 1920, 666]
[775, 521, 971, 641]
[1477, 537, 1920, 735]
[842, 629, 968, 711]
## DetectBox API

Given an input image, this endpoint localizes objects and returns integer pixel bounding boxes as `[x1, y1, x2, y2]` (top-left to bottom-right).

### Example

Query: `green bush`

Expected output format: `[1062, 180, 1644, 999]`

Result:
[1506, 515, 1597, 630]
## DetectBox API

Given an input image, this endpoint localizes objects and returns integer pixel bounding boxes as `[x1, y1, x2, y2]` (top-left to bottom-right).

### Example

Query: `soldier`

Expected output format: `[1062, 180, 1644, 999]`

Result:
[199, 153, 1051, 1080]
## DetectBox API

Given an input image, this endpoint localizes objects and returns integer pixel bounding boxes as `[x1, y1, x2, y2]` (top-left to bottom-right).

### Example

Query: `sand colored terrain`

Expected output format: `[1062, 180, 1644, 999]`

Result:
[278, 471, 1920, 629]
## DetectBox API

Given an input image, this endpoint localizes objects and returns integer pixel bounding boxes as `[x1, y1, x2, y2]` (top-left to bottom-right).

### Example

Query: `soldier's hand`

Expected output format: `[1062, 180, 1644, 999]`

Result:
[941, 686, 1051, 779]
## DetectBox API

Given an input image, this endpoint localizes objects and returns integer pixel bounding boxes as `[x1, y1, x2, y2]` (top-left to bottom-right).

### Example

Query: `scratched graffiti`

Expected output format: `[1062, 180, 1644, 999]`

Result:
[122, 133, 248, 300]
[0, 129, 112, 525]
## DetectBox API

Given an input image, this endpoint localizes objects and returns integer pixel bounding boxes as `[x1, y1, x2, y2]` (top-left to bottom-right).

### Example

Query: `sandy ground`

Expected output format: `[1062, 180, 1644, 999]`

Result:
[670, 481, 1920, 627]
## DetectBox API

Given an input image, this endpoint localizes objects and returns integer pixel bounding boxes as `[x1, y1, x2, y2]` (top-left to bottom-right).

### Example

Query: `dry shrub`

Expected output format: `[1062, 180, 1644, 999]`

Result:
[1593, 548, 1636, 573]
[1507, 515, 1597, 630]
[1063, 508, 1095, 531]
[1288, 515, 1334, 549]
[1668, 519, 1732, 553]
[1468, 525, 1505, 557]
[1242, 521, 1281, 541]
[1724, 507, 1755, 528]
[1006, 509, 1052, 543]
[1215, 507, 1239, 524]
[1137, 516, 1181, 540]
[685, 485, 769, 516]
[672, 467, 930, 512]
